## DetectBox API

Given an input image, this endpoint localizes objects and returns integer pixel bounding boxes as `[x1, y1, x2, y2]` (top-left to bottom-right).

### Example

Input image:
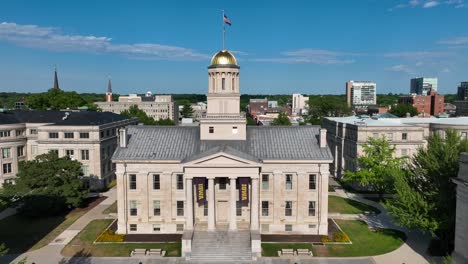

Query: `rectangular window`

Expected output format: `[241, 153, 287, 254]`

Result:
[30, 129, 38, 135]
[3, 163, 12, 174]
[153, 200, 161, 216]
[130, 200, 137, 216]
[81, 149, 89, 160]
[153, 174, 160, 190]
[285, 224, 292, 232]
[402, 133, 408, 140]
[177, 201, 184, 216]
[153, 224, 161, 232]
[176, 224, 184, 232]
[236, 201, 242, 216]
[285, 174, 293, 190]
[2, 148, 11, 158]
[209, 126, 214, 134]
[49, 149, 58, 155]
[64, 132, 74, 139]
[176, 174, 184, 190]
[232, 126, 238, 134]
[309, 224, 317, 229]
[130, 224, 137, 231]
[261, 174, 269, 190]
[106, 130, 110, 137]
[222, 78, 226, 90]
[100, 131, 104, 138]
[309, 174, 317, 190]
[308, 201, 316, 216]
[129, 174, 137, 190]
[49, 132, 59, 139]
[81, 165, 89, 176]
[285, 201, 292, 216]
[386, 133, 393, 141]
[79, 132, 89, 139]
[65, 149, 74, 158]
[17, 146, 24, 157]
[262, 201, 269, 216]
[15, 129, 24, 136]
[203, 201, 208, 216]
[219, 178, 227, 190]
[0, 130, 10, 137]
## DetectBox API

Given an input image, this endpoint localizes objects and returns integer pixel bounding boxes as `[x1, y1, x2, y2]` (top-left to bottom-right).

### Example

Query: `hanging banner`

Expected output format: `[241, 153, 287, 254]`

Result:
[238, 177, 250, 206]
[193, 177, 206, 205]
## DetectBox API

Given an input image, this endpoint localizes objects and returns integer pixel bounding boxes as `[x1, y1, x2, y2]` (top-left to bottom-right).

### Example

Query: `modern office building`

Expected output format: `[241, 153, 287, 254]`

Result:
[410, 77, 438, 95]
[323, 115, 468, 178]
[0, 110, 137, 188]
[398, 91, 445, 117]
[292, 93, 309, 115]
[112, 50, 332, 260]
[458, 82, 468, 101]
[346, 81, 377, 107]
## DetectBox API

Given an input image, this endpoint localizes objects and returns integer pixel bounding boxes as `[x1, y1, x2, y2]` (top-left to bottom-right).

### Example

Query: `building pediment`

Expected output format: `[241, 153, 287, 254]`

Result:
[182, 146, 261, 167]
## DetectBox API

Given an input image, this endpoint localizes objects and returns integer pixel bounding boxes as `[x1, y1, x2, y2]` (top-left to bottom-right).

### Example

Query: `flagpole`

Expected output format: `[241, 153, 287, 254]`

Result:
[222, 10, 225, 50]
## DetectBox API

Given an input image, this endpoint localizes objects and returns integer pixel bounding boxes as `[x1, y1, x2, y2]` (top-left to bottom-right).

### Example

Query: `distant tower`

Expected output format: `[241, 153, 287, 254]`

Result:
[106, 77, 113, 102]
[53, 66, 60, 90]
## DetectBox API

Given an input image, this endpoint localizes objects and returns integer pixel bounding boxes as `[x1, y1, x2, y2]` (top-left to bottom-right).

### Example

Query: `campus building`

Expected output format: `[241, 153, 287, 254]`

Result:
[323, 115, 468, 178]
[453, 153, 468, 264]
[346, 80, 377, 108]
[292, 93, 309, 115]
[112, 50, 333, 259]
[0, 110, 137, 188]
[398, 91, 445, 117]
[410, 77, 438, 95]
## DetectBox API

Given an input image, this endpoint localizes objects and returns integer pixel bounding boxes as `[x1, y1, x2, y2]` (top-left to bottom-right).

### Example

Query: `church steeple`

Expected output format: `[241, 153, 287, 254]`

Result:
[105, 77, 113, 102]
[53, 66, 60, 90]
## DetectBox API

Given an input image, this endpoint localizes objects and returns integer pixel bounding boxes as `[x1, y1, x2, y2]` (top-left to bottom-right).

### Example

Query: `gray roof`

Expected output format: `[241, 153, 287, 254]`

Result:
[113, 126, 333, 162]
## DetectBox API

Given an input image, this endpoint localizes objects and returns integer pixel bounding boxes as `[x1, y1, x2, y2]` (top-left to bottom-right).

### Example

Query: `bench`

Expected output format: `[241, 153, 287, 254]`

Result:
[296, 248, 313, 256]
[130, 248, 147, 257]
[147, 248, 166, 257]
[277, 248, 295, 257]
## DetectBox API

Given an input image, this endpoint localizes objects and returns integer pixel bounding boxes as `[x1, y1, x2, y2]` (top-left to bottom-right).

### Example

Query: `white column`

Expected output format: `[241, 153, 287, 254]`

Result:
[251, 177, 259, 231]
[229, 177, 237, 231]
[208, 177, 215, 231]
[185, 178, 193, 230]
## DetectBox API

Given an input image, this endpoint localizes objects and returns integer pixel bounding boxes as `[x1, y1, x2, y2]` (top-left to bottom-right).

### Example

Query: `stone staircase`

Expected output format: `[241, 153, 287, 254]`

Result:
[190, 230, 252, 262]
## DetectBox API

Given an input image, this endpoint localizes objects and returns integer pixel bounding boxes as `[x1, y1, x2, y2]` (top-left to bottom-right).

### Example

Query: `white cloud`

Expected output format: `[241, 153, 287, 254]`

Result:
[424, 1, 440, 7]
[389, 0, 465, 10]
[251, 49, 356, 64]
[0, 22, 210, 61]
[384, 51, 451, 60]
[386, 64, 415, 74]
[230, 50, 249, 56]
[438, 37, 468, 45]
[441, 68, 451, 72]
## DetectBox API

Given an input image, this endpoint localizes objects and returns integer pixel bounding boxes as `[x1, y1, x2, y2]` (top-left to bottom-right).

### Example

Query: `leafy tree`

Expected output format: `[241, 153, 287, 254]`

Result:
[344, 137, 403, 199]
[120, 105, 155, 125]
[389, 104, 419, 117]
[155, 118, 175, 126]
[307, 96, 352, 125]
[384, 130, 468, 254]
[246, 115, 257, 126]
[270, 112, 292, 126]
[0, 243, 8, 257]
[181, 101, 194, 118]
[27, 89, 87, 110]
[2, 152, 88, 217]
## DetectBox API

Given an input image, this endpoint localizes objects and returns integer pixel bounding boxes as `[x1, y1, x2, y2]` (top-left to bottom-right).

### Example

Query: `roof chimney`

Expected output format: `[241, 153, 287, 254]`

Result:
[119, 128, 127, 148]
[319, 128, 327, 148]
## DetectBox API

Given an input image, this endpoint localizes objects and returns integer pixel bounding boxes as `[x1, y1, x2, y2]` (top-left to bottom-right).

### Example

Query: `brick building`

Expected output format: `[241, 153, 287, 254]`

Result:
[398, 91, 444, 117]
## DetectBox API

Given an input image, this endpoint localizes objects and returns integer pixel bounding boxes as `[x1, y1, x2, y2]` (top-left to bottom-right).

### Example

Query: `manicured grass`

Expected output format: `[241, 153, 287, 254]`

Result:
[324, 220, 406, 257]
[0, 197, 105, 253]
[62, 219, 181, 257]
[328, 196, 381, 214]
[102, 201, 117, 214]
[262, 243, 313, 257]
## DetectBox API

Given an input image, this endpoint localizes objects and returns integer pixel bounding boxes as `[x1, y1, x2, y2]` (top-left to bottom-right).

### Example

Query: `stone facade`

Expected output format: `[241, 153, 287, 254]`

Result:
[453, 153, 468, 264]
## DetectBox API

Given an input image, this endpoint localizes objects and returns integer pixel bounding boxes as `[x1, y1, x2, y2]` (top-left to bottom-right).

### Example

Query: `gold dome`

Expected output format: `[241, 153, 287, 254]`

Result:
[210, 50, 238, 67]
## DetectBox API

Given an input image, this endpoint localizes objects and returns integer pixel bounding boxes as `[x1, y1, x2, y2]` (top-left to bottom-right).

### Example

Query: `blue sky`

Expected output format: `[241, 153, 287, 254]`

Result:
[0, 0, 467, 95]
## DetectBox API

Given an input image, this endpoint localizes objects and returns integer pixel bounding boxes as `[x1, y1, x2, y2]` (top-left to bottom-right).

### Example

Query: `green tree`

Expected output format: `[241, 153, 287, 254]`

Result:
[384, 130, 468, 254]
[155, 118, 175, 126]
[27, 89, 87, 110]
[270, 112, 292, 126]
[344, 137, 403, 199]
[0, 243, 8, 257]
[181, 101, 194, 118]
[307, 96, 352, 125]
[2, 152, 88, 217]
[389, 104, 419, 117]
[120, 105, 155, 125]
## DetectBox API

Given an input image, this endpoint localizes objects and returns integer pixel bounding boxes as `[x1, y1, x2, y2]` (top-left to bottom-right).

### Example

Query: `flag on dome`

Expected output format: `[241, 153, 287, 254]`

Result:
[224, 14, 232, 26]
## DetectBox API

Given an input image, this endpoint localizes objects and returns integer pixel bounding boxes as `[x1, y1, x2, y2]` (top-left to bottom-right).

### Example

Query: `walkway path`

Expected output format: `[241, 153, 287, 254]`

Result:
[5, 188, 117, 264]
[330, 182, 435, 264]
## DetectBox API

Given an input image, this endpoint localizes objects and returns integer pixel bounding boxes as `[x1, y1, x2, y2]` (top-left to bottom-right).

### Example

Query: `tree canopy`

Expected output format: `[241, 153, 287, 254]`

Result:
[384, 130, 468, 254]
[270, 111, 292, 126]
[2, 152, 88, 217]
[120, 105, 155, 125]
[26, 89, 87, 110]
[155, 118, 175, 126]
[344, 137, 403, 198]
[306, 96, 352, 125]
[181, 101, 194, 118]
[389, 104, 419, 117]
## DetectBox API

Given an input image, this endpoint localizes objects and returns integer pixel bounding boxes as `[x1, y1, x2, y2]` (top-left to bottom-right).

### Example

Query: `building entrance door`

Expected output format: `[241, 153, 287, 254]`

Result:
[216, 200, 228, 223]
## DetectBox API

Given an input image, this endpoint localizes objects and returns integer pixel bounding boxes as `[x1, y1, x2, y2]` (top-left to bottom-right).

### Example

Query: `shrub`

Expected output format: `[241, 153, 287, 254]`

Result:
[320, 236, 332, 243]
[333, 230, 350, 242]
[96, 229, 125, 242]
[107, 179, 117, 189]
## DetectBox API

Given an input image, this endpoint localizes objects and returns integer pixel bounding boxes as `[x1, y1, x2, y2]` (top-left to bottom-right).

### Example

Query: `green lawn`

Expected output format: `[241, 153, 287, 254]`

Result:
[324, 220, 406, 257]
[0, 197, 104, 253]
[102, 201, 117, 214]
[262, 243, 313, 257]
[62, 219, 181, 257]
[329, 196, 381, 214]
